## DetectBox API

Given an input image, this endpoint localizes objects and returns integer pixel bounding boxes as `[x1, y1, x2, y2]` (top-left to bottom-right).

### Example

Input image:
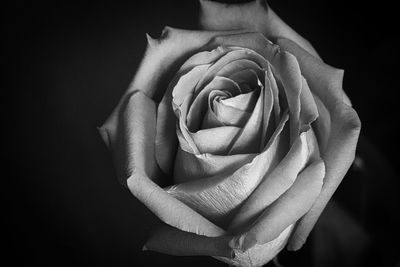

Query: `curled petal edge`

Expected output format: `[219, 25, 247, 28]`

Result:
[275, 38, 361, 250]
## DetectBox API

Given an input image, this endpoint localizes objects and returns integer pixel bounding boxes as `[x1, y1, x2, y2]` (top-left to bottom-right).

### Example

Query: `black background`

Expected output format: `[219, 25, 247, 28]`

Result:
[4, 0, 400, 266]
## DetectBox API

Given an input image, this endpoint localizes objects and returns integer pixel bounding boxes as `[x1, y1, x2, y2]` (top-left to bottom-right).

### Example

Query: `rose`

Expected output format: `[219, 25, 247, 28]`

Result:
[98, 0, 361, 266]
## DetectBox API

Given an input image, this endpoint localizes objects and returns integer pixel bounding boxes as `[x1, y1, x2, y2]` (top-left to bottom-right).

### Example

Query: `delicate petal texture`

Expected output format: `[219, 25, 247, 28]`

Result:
[173, 148, 256, 184]
[99, 91, 227, 237]
[222, 224, 294, 267]
[232, 160, 325, 252]
[199, 0, 353, 105]
[99, 7, 360, 264]
[186, 77, 241, 131]
[220, 87, 259, 111]
[275, 38, 361, 250]
[102, 27, 244, 159]
[226, 85, 264, 154]
[167, 112, 289, 226]
[274, 51, 302, 144]
[228, 130, 307, 233]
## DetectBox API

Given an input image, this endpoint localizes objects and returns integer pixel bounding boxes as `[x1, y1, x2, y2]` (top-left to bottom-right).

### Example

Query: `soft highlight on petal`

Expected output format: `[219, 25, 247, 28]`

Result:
[276, 38, 361, 250]
[99, 91, 226, 238]
[166, 112, 289, 226]
[233, 160, 325, 252]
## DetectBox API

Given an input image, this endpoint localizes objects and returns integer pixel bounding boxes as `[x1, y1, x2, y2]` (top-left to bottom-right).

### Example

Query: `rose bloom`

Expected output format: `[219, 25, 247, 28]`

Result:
[99, 0, 361, 266]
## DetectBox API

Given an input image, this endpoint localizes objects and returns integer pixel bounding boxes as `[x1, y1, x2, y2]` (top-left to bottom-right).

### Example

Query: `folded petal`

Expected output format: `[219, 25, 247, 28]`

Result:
[220, 84, 259, 111]
[99, 91, 226, 238]
[273, 51, 302, 144]
[199, 0, 320, 58]
[202, 92, 254, 128]
[227, 68, 260, 92]
[172, 64, 210, 109]
[186, 76, 241, 131]
[156, 47, 232, 173]
[227, 86, 264, 154]
[228, 129, 307, 234]
[265, 62, 281, 124]
[299, 77, 319, 132]
[231, 160, 325, 252]
[144, 224, 234, 258]
[205, 33, 304, 146]
[195, 48, 268, 93]
[276, 38, 349, 113]
[102, 28, 246, 146]
[220, 224, 294, 267]
[260, 67, 275, 149]
[275, 38, 361, 250]
[312, 94, 331, 152]
[166, 112, 289, 226]
[173, 147, 256, 184]
[188, 126, 242, 155]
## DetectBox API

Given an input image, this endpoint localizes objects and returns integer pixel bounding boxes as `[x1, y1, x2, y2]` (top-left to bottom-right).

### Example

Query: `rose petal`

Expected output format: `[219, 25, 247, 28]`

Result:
[266, 62, 281, 124]
[99, 91, 226, 237]
[173, 147, 256, 184]
[199, 0, 320, 58]
[226, 86, 264, 155]
[220, 224, 293, 267]
[155, 92, 177, 174]
[103, 29, 248, 173]
[276, 38, 351, 114]
[220, 83, 259, 111]
[201, 90, 233, 129]
[312, 94, 331, 152]
[204, 94, 253, 128]
[231, 160, 325, 252]
[204, 32, 304, 146]
[172, 64, 210, 109]
[273, 51, 302, 144]
[275, 38, 361, 250]
[260, 67, 275, 149]
[227, 68, 260, 92]
[213, 59, 266, 85]
[195, 48, 268, 92]
[228, 129, 308, 234]
[198, 0, 354, 107]
[166, 112, 289, 226]
[145, 224, 234, 258]
[299, 77, 319, 131]
[136, 27, 243, 99]
[186, 76, 241, 131]
[178, 45, 231, 73]
[188, 126, 242, 155]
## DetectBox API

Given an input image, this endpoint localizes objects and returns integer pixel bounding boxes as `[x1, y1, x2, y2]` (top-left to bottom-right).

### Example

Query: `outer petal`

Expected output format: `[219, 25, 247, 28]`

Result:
[199, 0, 353, 106]
[199, 0, 320, 58]
[231, 160, 325, 252]
[99, 91, 226, 239]
[101, 27, 244, 156]
[228, 131, 308, 233]
[275, 38, 361, 250]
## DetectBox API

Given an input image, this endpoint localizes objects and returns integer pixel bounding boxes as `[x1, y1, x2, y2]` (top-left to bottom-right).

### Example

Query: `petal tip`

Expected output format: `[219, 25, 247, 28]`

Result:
[145, 33, 158, 47]
[286, 238, 304, 251]
[97, 125, 111, 148]
[229, 234, 257, 253]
